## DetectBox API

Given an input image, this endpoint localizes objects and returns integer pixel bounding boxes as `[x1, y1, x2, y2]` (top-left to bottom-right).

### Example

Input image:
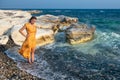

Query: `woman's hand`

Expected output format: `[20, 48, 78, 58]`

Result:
[26, 34, 30, 38]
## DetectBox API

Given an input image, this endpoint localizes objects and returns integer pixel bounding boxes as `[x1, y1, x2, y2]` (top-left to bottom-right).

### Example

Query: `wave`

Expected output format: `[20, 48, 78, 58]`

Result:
[73, 31, 120, 54]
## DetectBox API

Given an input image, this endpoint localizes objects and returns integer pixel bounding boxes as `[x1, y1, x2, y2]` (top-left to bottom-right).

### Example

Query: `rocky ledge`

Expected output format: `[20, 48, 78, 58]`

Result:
[0, 10, 95, 46]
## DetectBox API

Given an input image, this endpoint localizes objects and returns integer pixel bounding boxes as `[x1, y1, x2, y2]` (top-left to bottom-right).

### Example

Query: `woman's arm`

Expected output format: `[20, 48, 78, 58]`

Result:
[19, 25, 27, 37]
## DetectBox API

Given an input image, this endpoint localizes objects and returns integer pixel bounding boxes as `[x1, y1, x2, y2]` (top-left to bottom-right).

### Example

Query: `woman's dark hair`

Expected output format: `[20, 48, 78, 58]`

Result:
[29, 16, 37, 22]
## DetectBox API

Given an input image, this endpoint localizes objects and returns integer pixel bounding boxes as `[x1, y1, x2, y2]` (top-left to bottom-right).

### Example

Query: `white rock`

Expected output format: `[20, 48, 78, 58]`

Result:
[36, 15, 78, 34]
[0, 10, 31, 36]
[11, 25, 26, 46]
[36, 22, 55, 29]
[37, 14, 59, 23]
[11, 25, 54, 46]
[36, 29, 54, 46]
[58, 15, 78, 23]
[0, 20, 12, 35]
[0, 35, 9, 45]
[66, 24, 96, 44]
[37, 14, 78, 24]
[27, 10, 42, 14]
[36, 29, 54, 38]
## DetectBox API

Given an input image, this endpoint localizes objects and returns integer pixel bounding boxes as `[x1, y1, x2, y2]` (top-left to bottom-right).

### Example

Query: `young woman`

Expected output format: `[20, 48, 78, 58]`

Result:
[18, 16, 37, 64]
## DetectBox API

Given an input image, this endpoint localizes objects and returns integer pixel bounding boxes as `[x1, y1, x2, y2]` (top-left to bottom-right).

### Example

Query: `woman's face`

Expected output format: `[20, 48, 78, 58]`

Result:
[30, 19, 36, 24]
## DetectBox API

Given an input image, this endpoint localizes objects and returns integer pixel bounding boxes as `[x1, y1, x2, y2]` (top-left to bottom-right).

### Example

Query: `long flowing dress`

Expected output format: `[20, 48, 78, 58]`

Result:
[18, 22, 37, 59]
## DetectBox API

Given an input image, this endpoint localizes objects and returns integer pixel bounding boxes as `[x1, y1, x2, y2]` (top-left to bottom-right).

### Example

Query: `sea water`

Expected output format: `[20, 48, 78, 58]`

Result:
[5, 9, 120, 80]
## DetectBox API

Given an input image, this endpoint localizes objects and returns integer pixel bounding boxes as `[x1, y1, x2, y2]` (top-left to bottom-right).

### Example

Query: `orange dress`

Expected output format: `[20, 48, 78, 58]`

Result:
[18, 23, 37, 59]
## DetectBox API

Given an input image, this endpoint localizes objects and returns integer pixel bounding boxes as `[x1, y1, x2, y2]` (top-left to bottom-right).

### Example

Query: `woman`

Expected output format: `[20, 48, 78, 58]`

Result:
[18, 16, 37, 64]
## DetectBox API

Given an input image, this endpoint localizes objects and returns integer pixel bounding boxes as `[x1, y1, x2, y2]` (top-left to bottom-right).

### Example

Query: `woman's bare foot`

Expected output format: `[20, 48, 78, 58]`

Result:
[31, 58, 34, 63]
[28, 58, 32, 64]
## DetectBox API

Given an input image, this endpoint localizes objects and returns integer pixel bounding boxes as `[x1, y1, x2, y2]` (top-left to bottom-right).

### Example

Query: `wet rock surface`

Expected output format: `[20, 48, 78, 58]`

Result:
[4, 38, 120, 80]
[41, 45, 120, 80]
[0, 37, 43, 80]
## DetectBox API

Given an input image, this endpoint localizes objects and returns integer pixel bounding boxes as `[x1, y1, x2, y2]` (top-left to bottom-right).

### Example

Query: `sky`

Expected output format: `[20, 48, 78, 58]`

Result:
[0, 0, 120, 9]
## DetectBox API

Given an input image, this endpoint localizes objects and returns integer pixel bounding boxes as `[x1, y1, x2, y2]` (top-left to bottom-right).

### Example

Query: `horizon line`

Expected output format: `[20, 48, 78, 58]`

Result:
[0, 8, 120, 10]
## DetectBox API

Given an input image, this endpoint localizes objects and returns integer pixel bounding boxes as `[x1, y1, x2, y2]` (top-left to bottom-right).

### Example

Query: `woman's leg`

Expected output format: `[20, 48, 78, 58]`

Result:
[31, 48, 35, 63]
[28, 57, 32, 64]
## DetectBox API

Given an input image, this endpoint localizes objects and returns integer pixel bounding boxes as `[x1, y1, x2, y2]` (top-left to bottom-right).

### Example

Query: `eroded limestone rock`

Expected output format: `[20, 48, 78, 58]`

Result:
[66, 24, 96, 44]
[36, 15, 78, 33]
[11, 25, 54, 46]
[36, 29, 54, 46]
[0, 10, 95, 46]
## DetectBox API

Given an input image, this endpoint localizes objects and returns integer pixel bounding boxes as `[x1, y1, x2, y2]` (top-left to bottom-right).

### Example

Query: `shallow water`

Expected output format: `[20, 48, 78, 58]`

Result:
[5, 9, 120, 80]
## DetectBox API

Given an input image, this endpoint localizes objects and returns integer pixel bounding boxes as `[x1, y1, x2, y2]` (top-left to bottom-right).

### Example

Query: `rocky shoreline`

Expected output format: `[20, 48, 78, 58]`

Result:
[0, 37, 43, 80]
[0, 10, 96, 80]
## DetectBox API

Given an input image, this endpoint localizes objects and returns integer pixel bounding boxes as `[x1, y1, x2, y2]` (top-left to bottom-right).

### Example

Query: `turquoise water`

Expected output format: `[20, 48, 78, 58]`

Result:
[5, 9, 120, 80]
